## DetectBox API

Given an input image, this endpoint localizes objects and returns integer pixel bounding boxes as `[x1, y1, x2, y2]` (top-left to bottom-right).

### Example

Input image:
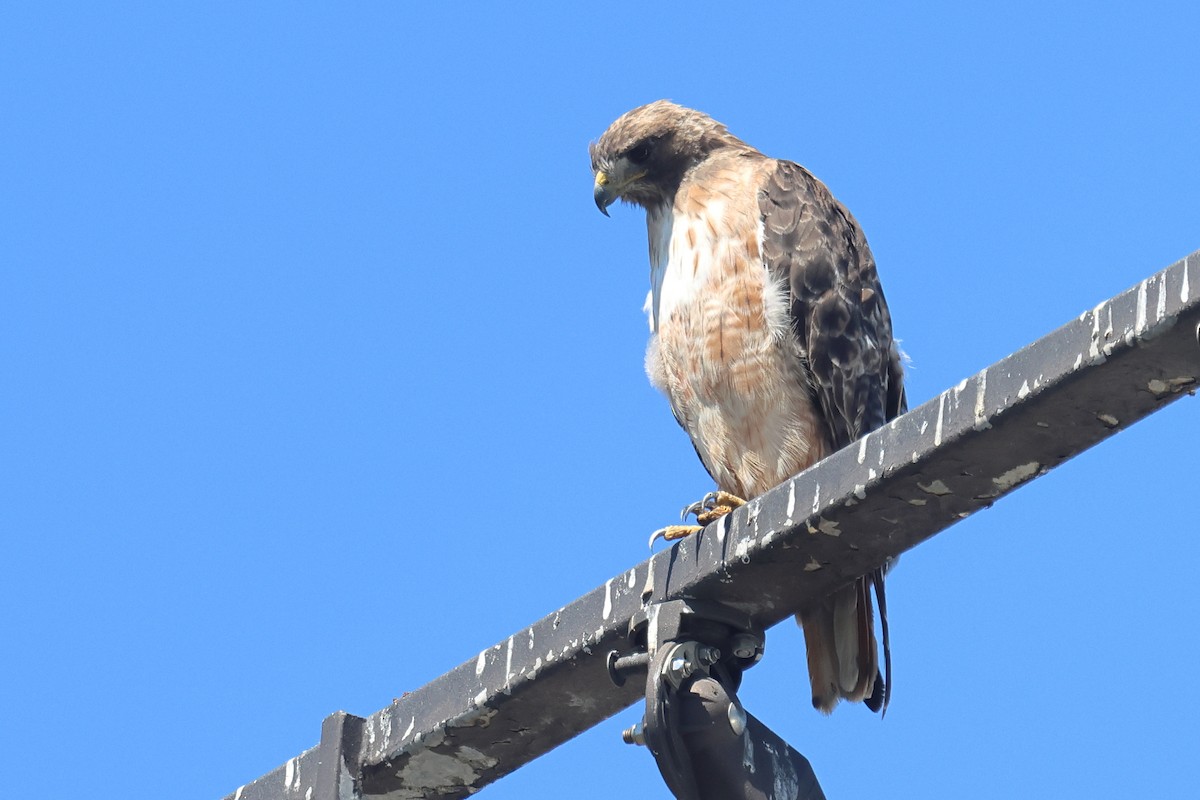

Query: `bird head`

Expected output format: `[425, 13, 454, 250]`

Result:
[590, 100, 743, 215]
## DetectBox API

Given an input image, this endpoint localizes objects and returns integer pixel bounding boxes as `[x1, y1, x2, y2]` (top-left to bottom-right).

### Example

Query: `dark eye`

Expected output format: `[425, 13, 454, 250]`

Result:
[627, 141, 653, 165]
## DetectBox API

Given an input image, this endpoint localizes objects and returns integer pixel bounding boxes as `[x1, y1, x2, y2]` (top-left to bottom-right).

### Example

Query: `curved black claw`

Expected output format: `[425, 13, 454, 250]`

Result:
[649, 524, 703, 549]
[681, 491, 722, 521]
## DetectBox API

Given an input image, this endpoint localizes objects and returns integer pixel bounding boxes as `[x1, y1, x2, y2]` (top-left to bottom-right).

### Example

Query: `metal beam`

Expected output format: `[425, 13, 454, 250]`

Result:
[224, 251, 1200, 800]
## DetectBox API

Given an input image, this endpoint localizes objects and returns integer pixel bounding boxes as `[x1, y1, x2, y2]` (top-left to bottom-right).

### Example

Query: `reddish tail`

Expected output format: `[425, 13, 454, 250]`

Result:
[798, 570, 890, 715]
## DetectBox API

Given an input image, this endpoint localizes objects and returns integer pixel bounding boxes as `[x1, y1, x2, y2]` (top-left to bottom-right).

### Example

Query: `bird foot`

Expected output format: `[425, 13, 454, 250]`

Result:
[682, 490, 746, 525]
[647, 491, 747, 548]
[647, 524, 703, 548]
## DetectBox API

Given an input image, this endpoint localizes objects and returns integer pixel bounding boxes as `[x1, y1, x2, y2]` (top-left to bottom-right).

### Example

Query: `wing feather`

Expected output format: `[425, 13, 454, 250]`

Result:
[759, 159, 904, 714]
[758, 160, 905, 449]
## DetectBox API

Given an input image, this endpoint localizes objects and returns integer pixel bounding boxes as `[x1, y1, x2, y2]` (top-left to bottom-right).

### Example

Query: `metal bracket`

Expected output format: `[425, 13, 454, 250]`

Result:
[608, 599, 825, 800]
[314, 711, 364, 800]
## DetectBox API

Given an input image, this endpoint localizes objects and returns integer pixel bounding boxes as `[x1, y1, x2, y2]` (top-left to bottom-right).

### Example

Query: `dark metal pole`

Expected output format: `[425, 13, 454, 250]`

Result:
[225, 251, 1200, 800]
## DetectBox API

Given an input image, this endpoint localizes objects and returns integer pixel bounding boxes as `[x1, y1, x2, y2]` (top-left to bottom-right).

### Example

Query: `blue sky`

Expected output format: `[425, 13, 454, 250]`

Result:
[3, 3, 1198, 798]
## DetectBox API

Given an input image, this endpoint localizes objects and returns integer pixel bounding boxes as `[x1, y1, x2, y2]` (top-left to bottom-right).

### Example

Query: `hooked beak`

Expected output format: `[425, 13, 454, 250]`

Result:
[593, 171, 614, 217]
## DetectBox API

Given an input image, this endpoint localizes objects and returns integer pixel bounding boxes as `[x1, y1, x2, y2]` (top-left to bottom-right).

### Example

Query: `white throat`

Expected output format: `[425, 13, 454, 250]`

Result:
[645, 203, 674, 333]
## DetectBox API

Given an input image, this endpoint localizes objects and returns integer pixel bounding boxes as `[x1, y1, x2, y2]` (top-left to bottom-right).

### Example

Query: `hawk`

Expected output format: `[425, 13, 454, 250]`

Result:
[591, 101, 905, 714]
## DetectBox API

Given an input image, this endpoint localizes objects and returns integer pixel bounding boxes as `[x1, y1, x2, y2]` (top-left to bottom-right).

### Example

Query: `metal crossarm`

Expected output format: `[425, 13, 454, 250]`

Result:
[224, 251, 1200, 800]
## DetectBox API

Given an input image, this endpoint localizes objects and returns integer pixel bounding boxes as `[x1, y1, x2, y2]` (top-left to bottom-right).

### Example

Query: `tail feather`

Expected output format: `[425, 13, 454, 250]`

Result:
[800, 596, 840, 714]
[798, 573, 889, 715]
[872, 566, 892, 715]
[833, 582, 863, 692]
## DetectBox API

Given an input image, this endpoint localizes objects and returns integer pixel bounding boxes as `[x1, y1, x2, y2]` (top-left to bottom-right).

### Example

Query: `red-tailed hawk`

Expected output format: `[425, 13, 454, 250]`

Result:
[591, 101, 905, 714]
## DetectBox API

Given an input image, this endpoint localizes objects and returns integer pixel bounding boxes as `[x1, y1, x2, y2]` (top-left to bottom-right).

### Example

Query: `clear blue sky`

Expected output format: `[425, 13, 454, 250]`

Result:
[3, 3, 1198, 798]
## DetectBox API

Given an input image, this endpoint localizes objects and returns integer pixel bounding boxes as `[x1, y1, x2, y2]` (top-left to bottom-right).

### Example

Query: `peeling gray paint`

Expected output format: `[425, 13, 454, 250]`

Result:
[918, 480, 953, 496]
[1148, 376, 1196, 396]
[816, 517, 840, 536]
[766, 741, 800, 800]
[993, 461, 1041, 491]
[393, 745, 498, 799]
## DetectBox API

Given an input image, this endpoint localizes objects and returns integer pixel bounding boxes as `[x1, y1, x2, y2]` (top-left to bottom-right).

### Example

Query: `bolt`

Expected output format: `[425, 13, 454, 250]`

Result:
[607, 650, 650, 687]
[670, 656, 693, 676]
[699, 646, 721, 665]
[730, 633, 759, 660]
[727, 702, 746, 735]
[622, 722, 645, 746]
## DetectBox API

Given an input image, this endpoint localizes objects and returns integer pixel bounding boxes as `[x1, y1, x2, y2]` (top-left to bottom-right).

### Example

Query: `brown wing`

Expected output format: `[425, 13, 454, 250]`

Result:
[758, 158, 904, 714]
[758, 159, 905, 450]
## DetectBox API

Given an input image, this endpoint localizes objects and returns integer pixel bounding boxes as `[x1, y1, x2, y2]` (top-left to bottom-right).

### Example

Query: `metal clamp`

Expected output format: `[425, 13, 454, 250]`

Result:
[607, 600, 825, 800]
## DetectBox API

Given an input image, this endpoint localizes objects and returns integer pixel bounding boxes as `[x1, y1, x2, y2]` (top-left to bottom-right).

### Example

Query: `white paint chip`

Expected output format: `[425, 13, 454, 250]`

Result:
[934, 393, 945, 446]
[1089, 300, 1111, 362]
[973, 370, 992, 431]
[1136, 279, 1148, 332]
[734, 538, 752, 562]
